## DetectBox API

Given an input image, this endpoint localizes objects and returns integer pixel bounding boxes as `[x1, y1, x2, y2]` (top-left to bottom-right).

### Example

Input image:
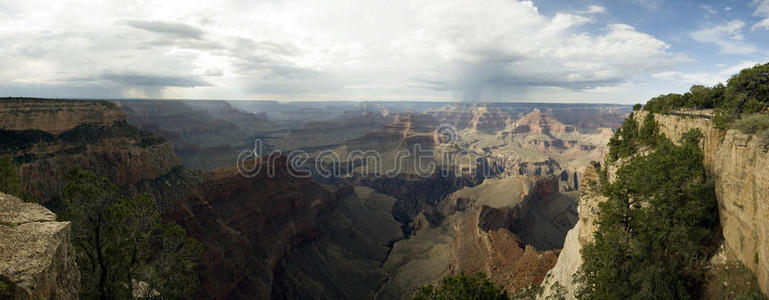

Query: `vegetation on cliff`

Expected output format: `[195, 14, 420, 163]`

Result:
[0, 155, 36, 202]
[642, 62, 769, 129]
[0, 156, 22, 198]
[578, 125, 720, 299]
[733, 114, 769, 144]
[60, 167, 200, 299]
[413, 272, 509, 300]
[0, 121, 165, 155]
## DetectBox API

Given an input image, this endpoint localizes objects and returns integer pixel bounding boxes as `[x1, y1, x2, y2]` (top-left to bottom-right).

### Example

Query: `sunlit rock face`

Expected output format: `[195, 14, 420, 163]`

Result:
[0, 192, 81, 300]
[540, 111, 769, 298]
[634, 111, 768, 296]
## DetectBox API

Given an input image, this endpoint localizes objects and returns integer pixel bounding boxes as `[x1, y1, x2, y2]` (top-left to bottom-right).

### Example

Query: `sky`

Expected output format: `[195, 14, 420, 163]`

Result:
[0, 0, 767, 103]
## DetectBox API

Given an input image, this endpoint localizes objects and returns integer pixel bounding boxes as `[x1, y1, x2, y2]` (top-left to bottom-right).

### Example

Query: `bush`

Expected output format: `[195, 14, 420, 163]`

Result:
[0, 155, 23, 198]
[577, 130, 719, 299]
[607, 114, 639, 162]
[0, 276, 12, 298]
[726, 63, 769, 114]
[638, 113, 659, 146]
[633, 104, 642, 111]
[61, 167, 200, 299]
[640, 62, 767, 129]
[413, 272, 508, 300]
[733, 114, 769, 134]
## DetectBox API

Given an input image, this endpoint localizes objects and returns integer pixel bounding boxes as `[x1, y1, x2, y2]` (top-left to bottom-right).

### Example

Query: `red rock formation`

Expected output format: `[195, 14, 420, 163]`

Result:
[510, 109, 573, 135]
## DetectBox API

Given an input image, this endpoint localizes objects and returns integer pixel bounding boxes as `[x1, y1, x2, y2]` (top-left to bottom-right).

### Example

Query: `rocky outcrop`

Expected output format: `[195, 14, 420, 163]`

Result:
[428, 104, 514, 132]
[380, 175, 577, 298]
[538, 165, 606, 299]
[0, 98, 123, 134]
[0, 192, 80, 299]
[0, 99, 180, 202]
[510, 109, 573, 135]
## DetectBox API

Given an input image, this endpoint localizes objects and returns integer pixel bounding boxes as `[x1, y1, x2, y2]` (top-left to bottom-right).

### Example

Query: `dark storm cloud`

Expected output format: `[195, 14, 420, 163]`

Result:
[0, 82, 124, 99]
[416, 52, 625, 101]
[124, 20, 206, 40]
[100, 72, 212, 87]
[226, 37, 321, 80]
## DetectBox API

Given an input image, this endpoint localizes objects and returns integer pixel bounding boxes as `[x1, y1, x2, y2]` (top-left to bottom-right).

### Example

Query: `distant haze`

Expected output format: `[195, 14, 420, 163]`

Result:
[0, 0, 768, 103]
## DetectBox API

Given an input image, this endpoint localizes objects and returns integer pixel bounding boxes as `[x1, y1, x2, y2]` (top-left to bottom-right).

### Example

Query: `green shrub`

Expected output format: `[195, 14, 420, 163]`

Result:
[640, 62, 767, 129]
[577, 130, 719, 299]
[0, 275, 12, 298]
[0, 155, 22, 198]
[733, 114, 769, 134]
[633, 104, 642, 111]
[638, 113, 659, 146]
[607, 114, 639, 162]
[413, 272, 508, 300]
[61, 167, 200, 299]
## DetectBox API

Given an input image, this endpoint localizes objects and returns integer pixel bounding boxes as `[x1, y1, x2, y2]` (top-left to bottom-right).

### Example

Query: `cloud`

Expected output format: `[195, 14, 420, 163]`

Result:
[124, 20, 205, 39]
[652, 60, 758, 86]
[395, 0, 685, 100]
[99, 72, 211, 87]
[753, 0, 769, 30]
[700, 5, 716, 15]
[0, 0, 687, 102]
[580, 5, 606, 14]
[690, 20, 757, 54]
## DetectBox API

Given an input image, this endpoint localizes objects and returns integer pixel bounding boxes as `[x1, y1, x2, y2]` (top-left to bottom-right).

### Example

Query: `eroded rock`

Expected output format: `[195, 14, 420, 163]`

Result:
[0, 192, 80, 299]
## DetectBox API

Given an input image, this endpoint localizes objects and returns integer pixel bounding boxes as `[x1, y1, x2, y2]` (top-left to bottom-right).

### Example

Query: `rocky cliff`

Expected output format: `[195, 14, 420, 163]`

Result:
[0, 192, 80, 299]
[0, 98, 180, 203]
[378, 175, 578, 298]
[539, 111, 769, 298]
[150, 155, 352, 299]
[538, 165, 606, 299]
[115, 100, 270, 170]
[0, 98, 123, 134]
[635, 111, 768, 295]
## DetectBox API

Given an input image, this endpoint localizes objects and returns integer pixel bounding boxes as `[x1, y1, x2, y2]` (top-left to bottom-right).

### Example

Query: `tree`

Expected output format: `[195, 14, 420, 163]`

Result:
[638, 113, 659, 146]
[607, 114, 639, 162]
[726, 62, 769, 114]
[60, 167, 200, 299]
[0, 155, 22, 198]
[688, 85, 712, 109]
[578, 130, 718, 299]
[414, 273, 509, 300]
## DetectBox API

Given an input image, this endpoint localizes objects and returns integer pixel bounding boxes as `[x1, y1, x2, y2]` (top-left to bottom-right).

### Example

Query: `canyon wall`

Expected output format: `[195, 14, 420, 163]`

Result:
[636, 111, 768, 295]
[0, 192, 80, 299]
[0, 98, 123, 134]
[0, 99, 180, 202]
[540, 111, 769, 298]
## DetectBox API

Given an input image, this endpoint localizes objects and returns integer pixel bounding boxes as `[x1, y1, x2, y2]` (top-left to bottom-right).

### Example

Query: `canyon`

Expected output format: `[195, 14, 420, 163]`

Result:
[0, 98, 635, 299]
[8, 98, 766, 299]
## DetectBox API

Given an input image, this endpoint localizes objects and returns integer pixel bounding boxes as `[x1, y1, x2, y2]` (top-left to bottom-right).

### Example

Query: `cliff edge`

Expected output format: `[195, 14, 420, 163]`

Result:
[0, 192, 80, 299]
[539, 110, 769, 298]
